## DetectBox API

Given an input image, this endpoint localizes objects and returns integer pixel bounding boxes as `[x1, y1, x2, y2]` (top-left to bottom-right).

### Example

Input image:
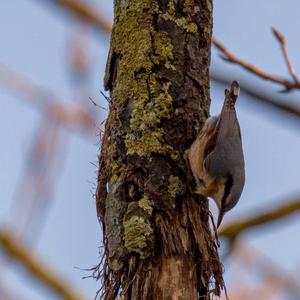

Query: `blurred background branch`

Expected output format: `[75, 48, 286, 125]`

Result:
[39, 0, 300, 122]
[0, 6, 101, 299]
[0, 64, 95, 134]
[41, 0, 112, 33]
[211, 73, 300, 122]
[220, 196, 300, 240]
[1, 1, 300, 299]
[220, 239, 300, 299]
[0, 230, 88, 300]
[0, 282, 29, 300]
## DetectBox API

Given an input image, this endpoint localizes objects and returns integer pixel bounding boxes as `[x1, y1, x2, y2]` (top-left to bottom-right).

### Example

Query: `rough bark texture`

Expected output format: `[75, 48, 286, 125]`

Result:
[96, 0, 224, 299]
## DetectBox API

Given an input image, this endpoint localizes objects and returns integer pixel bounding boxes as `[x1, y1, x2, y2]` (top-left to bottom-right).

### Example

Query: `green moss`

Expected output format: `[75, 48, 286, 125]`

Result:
[123, 216, 153, 256]
[168, 175, 185, 199]
[138, 197, 153, 215]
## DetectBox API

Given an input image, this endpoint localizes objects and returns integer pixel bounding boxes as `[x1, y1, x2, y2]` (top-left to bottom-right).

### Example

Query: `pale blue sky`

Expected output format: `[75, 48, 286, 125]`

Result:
[1, 1, 300, 299]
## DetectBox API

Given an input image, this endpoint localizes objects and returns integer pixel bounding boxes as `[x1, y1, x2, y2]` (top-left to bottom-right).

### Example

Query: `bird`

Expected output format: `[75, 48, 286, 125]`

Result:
[187, 80, 245, 228]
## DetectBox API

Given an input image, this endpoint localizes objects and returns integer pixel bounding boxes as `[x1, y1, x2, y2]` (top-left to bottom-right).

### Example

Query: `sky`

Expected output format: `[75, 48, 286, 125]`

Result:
[1, 1, 300, 299]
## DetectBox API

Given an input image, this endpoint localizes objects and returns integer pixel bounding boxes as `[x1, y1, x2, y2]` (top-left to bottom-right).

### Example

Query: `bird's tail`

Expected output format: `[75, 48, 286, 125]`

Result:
[222, 80, 240, 111]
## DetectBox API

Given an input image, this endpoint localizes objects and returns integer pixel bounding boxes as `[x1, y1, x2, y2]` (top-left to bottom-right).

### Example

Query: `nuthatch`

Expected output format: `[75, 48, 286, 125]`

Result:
[187, 81, 245, 228]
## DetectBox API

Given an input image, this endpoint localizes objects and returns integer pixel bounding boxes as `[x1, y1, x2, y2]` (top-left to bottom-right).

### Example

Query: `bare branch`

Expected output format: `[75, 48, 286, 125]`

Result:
[219, 197, 300, 240]
[212, 36, 300, 92]
[4, 26, 98, 244]
[0, 64, 95, 133]
[42, 0, 112, 33]
[211, 73, 300, 122]
[272, 27, 299, 83]
[8, 120, 64, 243]
[0, 230, 88, 300]
[41, 0, 300, 97]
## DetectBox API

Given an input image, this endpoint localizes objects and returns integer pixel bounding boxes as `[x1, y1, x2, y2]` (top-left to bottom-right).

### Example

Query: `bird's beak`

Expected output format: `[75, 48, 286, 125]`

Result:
[217, 210, 224, 228]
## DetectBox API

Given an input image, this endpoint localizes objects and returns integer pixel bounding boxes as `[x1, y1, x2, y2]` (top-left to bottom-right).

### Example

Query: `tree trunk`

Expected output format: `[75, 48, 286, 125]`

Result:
[96, 0, 224, 299]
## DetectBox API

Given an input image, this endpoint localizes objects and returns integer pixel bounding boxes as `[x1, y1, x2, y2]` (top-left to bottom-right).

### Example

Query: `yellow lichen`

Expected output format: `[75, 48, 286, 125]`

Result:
[107, 143, 126, 183]
[123, 216, 153, 256]
[109, 258, 123, 272]
[152, 31, 174, 65]
[206, 0, 212, 12]
[111, 1, 157, 106]
[167, 1, 176, 15]
[109, 1, 177, 157]
[138, 197, 153, 215]
[168, 175, 185, 199]
[194, 6, 200, 13]
[183, 0, 194, 14]
[160, 0, 198, 33]
[174, 17, 198, 33]
[125, 80, 174, 156]
[126, 130, 165, 156]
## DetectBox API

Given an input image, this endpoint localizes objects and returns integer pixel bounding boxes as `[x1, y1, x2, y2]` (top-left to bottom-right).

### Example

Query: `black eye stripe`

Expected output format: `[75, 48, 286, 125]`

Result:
[221, 174, 233, 208]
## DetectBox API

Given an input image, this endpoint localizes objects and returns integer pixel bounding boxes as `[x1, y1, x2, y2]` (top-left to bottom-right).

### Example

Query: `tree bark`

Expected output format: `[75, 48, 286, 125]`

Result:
[96, 1, 224, 299]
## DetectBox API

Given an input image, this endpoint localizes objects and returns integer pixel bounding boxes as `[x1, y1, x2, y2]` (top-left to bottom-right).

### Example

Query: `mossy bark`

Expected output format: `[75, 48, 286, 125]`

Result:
[96, 0, 224, 299]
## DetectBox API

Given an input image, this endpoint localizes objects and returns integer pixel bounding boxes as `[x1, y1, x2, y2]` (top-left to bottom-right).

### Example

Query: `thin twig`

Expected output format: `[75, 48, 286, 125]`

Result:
[211, 73, 300, 123]
[41, 0, 300, 95]
[89, 97, 108, 110]
[41, 0, 300, 123]
[271, 27, 299, 83]
[212, 36, 300, 92]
